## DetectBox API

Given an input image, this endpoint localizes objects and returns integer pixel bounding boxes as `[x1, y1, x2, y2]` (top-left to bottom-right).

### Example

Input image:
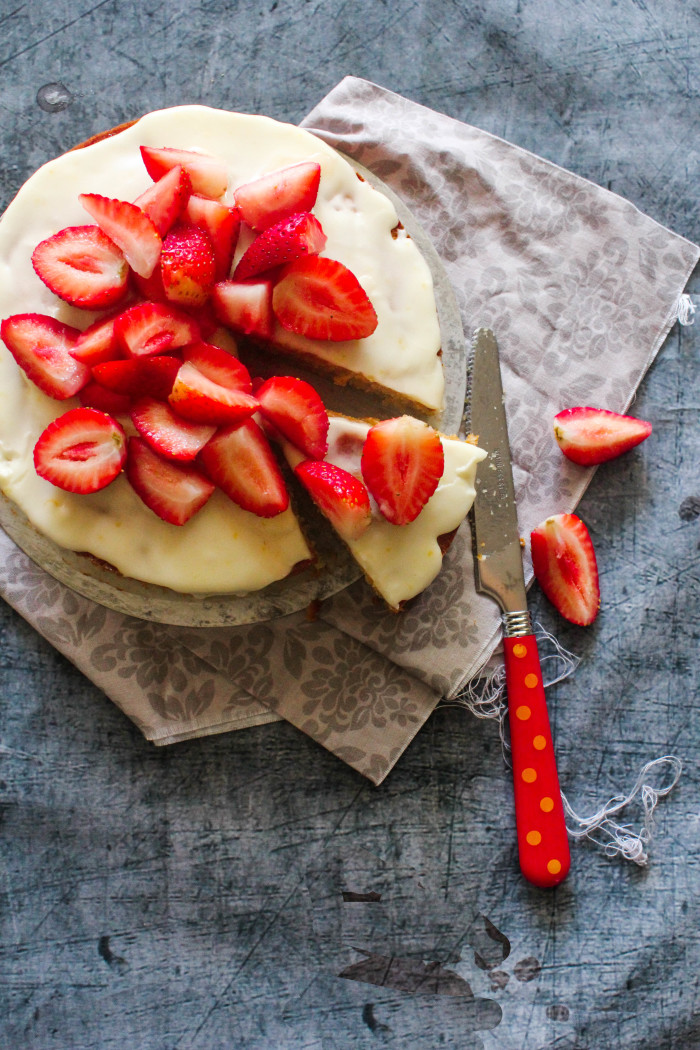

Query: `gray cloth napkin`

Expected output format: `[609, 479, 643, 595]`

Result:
[1, 77, 697, 784]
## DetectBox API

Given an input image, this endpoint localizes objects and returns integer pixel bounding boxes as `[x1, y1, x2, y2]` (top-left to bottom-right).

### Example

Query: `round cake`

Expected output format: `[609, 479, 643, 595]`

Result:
[0, 105, 481, 612]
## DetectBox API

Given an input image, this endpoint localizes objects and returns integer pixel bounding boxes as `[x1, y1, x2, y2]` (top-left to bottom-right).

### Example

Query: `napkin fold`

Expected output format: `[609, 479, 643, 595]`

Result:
[1, 78, 697, 784]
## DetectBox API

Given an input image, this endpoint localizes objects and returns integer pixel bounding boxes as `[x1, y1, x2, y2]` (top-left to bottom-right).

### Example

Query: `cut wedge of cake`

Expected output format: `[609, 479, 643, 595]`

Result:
[283, 415, 487, 611]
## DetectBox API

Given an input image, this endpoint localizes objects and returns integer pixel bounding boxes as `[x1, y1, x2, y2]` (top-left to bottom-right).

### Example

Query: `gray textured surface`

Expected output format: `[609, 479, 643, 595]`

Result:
[1, 2, 699, 1048]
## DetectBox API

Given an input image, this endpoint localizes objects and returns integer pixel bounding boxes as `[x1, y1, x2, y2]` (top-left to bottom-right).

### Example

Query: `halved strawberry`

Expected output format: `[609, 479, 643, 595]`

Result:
[79, 193, 162, 278]
[1, 313, 89, 399]
[79, 381, 132, 416]
[133, 164, 192, 236]
[70, 312, 123, 365]
[169, 361, 259, 424]
[234, 212, 327, 281]
[92, 356, 181, 400]
[114, 301, 200, 357]
[182, 341, 252, 392]
[554, 407, 653, 466]
[31, 226, 129, 309]
[160, 224, 216, 307]
[530, 513, 600, 626]
[256, 376, 329, 459]
[199, 419, 288, 517]
[211, 279, 273, 339]
[185, 195, 240, 280]
[180, 300, 220, 340]
[131, 266, 168, 303]
[361, 416, 444, 526]
[131, 396, 215, 462]
[272, 257, 378, 342]
[294, 460, 371, 541]
[233, 162, 321, 230]
[126, 436, 214, 525]
[33, 407, 126, 493]
[140, 146, 228, 199]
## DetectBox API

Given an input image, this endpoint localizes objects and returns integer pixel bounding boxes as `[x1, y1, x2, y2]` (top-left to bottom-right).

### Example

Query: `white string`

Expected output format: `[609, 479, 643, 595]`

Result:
[675, 293, 696, 326]
[445, 635, 683, 866]
[561, 756, 682, 867]
[443, 622, 580, 763]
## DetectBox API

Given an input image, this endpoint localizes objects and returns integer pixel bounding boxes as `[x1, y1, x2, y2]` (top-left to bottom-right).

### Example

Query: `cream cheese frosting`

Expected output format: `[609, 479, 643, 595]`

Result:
[285, 417, 487, 610]
[0, 105, 445, 596]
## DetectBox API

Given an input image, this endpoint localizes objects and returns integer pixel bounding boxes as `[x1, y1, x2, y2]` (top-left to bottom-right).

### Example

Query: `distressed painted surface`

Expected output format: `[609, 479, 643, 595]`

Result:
[0, 1, 699, 1046]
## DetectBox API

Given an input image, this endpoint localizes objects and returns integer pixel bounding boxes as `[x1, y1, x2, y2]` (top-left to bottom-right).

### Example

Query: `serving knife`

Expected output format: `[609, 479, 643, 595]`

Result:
[468, 328, 570, 888]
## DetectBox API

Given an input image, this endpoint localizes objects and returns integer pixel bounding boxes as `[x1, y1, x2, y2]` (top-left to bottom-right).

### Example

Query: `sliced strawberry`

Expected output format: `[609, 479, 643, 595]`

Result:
[169, 361, 259, 425]
[133, 165, 192, 236]
[554, 407, 652, 466]
[1, 313, 88, 399]
[114, 301, 200, 357]
[294, 460, 371, 541]
[199, 419, 288, 517]
[79, 381, 132, 416]
[71, 312, 122, 366]
[361, 416, 444, 526]
[79, 193, 162, 279]
[126, 436, 214, 525]
[182, 341, 252, 393]
[233, 162, 321, 230]
[131, 266, 168, 303]
[131, 396, 215, 462]
[92, 355, 181, 400]
[256, 376, 329, 459]
[180, 300, 219, 340]
[530, 514, 600, 626]
[234, 212, 327, 281]
[140, 146, 228, 199]
[272, 257, 378, 342]
[31, 226, 129, 310]
[160, 224, 216, 307]
[33, 407, 126, 493]
[185, 195, 240, 280]
[211, 279, 273, 339]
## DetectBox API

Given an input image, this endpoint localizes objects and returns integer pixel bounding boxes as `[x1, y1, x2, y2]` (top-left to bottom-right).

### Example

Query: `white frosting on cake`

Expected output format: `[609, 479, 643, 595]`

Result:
[285, 417, 487, 609]
[0, 106, 445, 596]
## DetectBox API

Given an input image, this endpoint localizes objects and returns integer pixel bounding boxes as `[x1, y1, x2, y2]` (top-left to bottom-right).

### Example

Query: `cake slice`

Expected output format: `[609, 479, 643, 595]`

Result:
[283, 414, 487, 611]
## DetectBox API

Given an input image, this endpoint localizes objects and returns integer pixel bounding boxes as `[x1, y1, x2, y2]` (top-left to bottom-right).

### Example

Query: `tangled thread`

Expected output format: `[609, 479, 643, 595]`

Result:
[445, 629, 682, 867]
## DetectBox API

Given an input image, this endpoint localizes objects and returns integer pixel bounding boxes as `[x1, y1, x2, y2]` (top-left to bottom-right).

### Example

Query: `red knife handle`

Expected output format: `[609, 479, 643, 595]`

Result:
[504, 634, 571, 888]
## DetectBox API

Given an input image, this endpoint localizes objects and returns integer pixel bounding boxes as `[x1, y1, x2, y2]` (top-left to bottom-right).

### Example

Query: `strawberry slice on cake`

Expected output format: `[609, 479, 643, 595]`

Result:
[233, 161, 321, 230]
[31, 226, 129, 310]
[33, 407, 127, 494]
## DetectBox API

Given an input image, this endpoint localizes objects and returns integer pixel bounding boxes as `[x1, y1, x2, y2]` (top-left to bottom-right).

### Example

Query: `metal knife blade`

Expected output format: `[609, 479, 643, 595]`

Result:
[468, 327, 570, 889]
[469, 327, 528, 614]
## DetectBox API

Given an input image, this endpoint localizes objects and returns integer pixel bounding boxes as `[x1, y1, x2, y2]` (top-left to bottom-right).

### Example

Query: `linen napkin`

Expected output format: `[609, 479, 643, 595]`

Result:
[1, 78, 697, 785]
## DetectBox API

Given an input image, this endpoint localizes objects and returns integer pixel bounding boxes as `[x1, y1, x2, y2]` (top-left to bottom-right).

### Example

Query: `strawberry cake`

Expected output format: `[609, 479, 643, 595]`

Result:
[0, 105, 482, 615]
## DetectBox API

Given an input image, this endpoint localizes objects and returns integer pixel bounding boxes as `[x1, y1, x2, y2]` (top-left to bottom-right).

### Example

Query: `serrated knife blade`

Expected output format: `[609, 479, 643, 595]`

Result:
[469, 328, 570, 889]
